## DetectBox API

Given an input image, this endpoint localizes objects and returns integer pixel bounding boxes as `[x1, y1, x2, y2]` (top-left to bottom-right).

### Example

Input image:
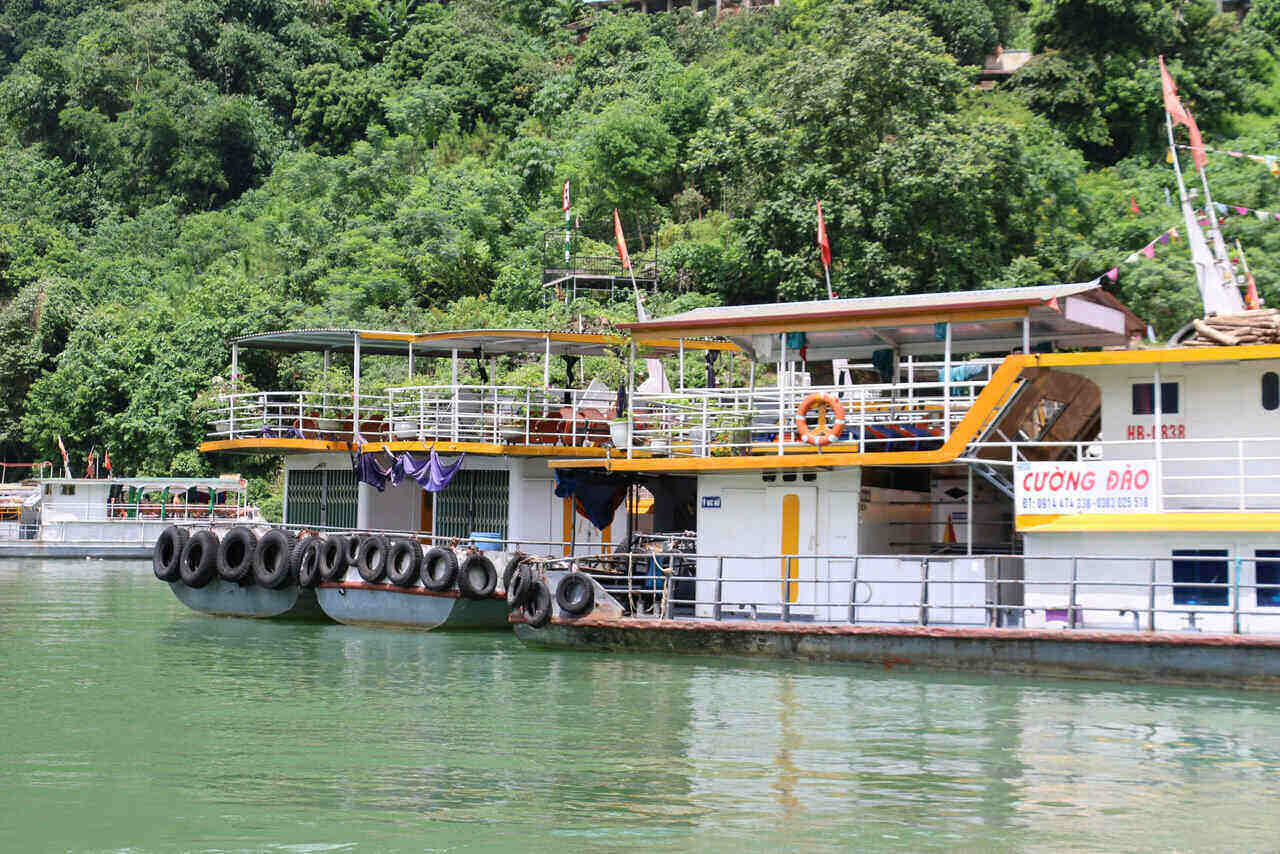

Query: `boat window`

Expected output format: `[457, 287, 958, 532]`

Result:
[1257, 550, 1280, 607]
[1172, 549, 1228, 606]
[1263, 372, 1279, 411]
[1132, 382, 1179, 415]
[60, 485, 75, 496]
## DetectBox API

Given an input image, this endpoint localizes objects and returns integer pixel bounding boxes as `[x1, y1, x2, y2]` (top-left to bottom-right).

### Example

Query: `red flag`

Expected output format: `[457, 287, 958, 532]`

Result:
[1129, 196, 1140, 215]
[816, 201, 831, 268]
[613, 209, 632, 272]
[103, 450, 113, 475]
[562, 180, 570, 212]
[1246, 273, 1261, 310]
[1159, 56, 1207, 171]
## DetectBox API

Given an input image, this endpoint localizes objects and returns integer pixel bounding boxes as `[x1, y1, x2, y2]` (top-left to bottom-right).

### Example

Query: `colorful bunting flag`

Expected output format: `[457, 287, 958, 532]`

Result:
[1105, 268, 1119, 282]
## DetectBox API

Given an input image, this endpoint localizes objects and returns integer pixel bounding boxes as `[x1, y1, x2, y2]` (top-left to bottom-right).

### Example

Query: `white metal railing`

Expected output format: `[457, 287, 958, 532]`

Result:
[971, 436, 1280, 512]
[202, 386, 618, 447]
[36, 499, 260, 522]
[547, 551, 1280, 635]
[630, 367, 997, 456]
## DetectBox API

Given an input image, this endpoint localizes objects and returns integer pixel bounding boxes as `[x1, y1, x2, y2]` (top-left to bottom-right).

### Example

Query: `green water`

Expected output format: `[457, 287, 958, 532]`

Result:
[3, 560, 1280, 853]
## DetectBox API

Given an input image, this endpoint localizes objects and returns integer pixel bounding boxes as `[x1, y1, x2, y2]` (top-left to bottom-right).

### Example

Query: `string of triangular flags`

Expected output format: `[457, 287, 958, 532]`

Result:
[1203, 201, 1280, 223]
[1173, 144, 1280, 177]
[1096, 202, 1280, 283]
[1097, 223, 1182, 283]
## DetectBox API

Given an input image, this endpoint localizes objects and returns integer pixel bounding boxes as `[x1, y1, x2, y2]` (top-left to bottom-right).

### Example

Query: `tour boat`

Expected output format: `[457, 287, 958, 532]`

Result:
[0, 473, 259, 558]
[494, 278, 1280, 688]
[167, 328, 728, 627]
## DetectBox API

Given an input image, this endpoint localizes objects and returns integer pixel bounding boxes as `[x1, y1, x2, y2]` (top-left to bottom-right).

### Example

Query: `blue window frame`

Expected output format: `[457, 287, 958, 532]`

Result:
[1257, 550, 1280, 607]
[1172, 549, 1228, 606]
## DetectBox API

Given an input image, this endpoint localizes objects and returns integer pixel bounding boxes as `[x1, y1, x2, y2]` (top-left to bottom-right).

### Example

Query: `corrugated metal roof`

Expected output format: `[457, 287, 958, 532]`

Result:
[233, 328, 739, 357]
[621, 282, 1110, 334]
[620, 283, 1147, 360]
[232, 329, 417, 356]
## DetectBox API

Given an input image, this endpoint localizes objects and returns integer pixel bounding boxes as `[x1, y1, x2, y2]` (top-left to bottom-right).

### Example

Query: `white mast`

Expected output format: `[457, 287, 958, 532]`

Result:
[1165, 106, 1242, 316]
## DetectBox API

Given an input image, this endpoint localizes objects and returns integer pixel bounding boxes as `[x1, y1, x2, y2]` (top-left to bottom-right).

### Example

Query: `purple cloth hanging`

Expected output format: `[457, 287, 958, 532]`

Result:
[353, 452, 392, 491]
[425, 449, 465, 492]
[358, 449, 464, 493]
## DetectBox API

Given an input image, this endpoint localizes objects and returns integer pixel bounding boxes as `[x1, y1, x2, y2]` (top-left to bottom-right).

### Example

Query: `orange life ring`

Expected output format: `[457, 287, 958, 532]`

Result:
[795, 393, 846, 447]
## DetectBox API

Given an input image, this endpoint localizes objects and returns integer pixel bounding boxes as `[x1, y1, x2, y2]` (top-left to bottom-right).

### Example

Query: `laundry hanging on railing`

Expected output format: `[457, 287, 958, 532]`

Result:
[351, 438, 465, 493]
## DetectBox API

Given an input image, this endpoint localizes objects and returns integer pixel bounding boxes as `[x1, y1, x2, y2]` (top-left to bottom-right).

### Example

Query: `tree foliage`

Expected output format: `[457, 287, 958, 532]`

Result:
[0, 0, 1275, 481]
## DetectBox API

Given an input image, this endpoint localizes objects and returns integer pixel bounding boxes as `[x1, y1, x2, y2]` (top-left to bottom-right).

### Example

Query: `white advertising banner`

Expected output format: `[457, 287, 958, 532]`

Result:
[1014, 460, 1156, 514]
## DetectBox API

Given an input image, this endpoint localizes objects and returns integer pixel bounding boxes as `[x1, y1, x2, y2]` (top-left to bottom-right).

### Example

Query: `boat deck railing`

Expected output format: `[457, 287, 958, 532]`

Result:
[203, 386, 619, 447]
[629, 363, 999, 456]
[970, 436, 1280, 512]
[551, 550, 1280, 636]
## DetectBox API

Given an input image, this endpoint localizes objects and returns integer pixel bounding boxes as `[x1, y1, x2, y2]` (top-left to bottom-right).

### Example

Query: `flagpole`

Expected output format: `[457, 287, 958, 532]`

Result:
[1166, 110, 1190, 205]
[823, 264, 833, 300]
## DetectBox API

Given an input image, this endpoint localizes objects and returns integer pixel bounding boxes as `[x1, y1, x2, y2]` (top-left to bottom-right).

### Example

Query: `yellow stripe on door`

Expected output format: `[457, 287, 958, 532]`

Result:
[781, 492, 799, 603]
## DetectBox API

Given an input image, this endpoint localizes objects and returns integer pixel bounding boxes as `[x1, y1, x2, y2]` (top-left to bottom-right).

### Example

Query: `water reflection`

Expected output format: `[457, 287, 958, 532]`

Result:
[1, 559, 1279, 852]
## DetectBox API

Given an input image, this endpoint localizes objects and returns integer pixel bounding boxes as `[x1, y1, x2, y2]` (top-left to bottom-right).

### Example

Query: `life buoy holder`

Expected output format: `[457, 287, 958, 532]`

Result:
[795, 393, 846, 447]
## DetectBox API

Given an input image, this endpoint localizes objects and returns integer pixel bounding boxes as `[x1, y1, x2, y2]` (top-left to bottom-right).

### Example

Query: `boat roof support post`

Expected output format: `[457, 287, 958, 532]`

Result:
[1022, 315, 1030, 354]
[679, 338, 685, 392]
[230, 343, 238, 439]
[352, 333, 361, 442]
[451, 348, 459, 442]
[543, 335, 551, 388]
[627, 339, 635, 460]
[778, 332, 786, 456]
[944, 322, 952, 440]
[407, 342, 413, 380]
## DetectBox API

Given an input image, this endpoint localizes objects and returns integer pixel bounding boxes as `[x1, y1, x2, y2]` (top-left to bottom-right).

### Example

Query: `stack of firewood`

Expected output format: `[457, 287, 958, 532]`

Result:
[1184, 309, 1280, 346]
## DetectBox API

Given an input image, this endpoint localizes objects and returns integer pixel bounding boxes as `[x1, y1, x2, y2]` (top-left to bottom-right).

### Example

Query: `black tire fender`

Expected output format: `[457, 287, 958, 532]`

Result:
[458, 553, 497, 599]
[524, 579, 553, 628]
[217, 526, 258, 583]
[555, 572, 595, 616]
[386, 538, 422, 587]
[507, 563, 535, 609]
[292, 537, 324, 589]
[422, 547, 459, 591]
[320, 535, 349, 582]
[343, 535, 362, 567]
[179, 529, 219, 589]
[254, 528, 297, 589]
[501, 553, 527, 593]
[357, 535, 390, 583]
[152, 525, 187, 582]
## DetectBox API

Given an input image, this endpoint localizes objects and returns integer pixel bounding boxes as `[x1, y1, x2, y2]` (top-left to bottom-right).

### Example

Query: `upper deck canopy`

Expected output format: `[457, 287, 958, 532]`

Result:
[232, 329, 416, 356]
[233, 328, 737, 357]
[619, 283, 1147, 361]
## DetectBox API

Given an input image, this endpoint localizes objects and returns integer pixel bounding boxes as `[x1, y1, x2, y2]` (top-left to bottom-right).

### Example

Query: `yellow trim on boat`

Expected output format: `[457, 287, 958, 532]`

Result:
[200, 438, 632, 458]
[1017, 512, 1280, 533]
[547, 346, 1280, 473]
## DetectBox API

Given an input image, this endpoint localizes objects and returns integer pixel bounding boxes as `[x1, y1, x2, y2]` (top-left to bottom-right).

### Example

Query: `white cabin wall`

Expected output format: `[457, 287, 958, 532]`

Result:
[694, 468, 862, 618]
[42, 482, 111, 522]
[361, 479, 420, 532]
[1023, 530, 1280, 634]
[1063, 360, 1280, 509]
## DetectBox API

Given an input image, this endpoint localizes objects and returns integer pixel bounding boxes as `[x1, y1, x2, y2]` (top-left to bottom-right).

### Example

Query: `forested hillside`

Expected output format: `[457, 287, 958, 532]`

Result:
[2, 0, 1280, 495]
